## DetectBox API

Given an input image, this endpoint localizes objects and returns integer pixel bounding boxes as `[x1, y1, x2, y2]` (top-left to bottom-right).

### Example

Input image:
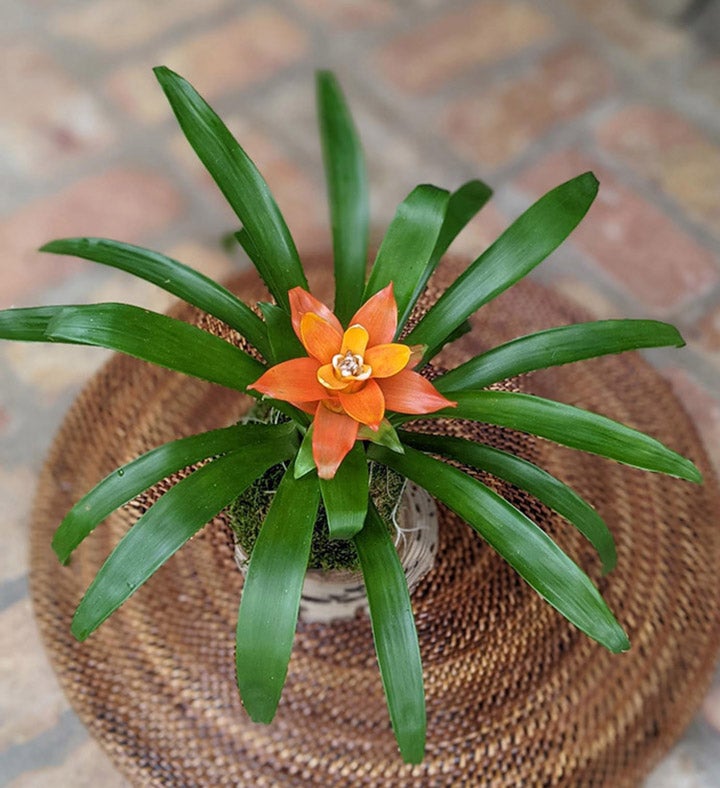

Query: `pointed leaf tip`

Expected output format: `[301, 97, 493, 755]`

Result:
[685, 462, 704, 485]
[613, 632, 631, 654]
[154, 64, 305, 310]
[153, 64, 173, 80]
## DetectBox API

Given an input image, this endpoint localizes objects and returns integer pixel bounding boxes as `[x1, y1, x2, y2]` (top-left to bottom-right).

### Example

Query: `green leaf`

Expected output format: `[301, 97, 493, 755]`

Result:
[406, 172, 599, 360]
[399, 431, 616, 574]
[71, 435, 295, 641]
[44, 303, 265, 392]
[294, 426, 316, 478]
[233, 227, 262, 266]
[428, 390, 703, 483]
[428, 179, 493, 270]
[364, 185, 450, 331]
[236, 465, 320, 723]
[0, 306, 83, 343]
[319, 443, 369, 539]
[258, 302, 305, 364]
[369, 444, 629, 653]
[389, 179, 492, 330]
[357, 418, 405, 454]
[436, 320, 685, 392]
[40, 238, 271, 360]
[53, 422, 298, 564]
[316, 70, 369, 324]
[154, 66, 307, 310]
[354, 502, 426, 763]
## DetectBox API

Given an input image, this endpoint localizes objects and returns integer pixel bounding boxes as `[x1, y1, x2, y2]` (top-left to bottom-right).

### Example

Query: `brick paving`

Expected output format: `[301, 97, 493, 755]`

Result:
[0, 1, 718, 785]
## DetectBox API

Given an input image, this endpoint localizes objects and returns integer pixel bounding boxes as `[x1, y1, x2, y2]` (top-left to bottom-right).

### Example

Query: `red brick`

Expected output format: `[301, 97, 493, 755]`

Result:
[108, 9, 308, 123]
[663, 366, 720, 473]
[296, 0, 395, 28]
[377, 2, 554, 94]
[696, 303, 720, 353]
[52, 0, 226, 51]
[516, 151, 719, 312]
[596, 105, 720, 234]
[0, 44, 113, 175]
[0, 169, 184, 307]
[443, 47, 613, 168]
[565, 0, 689, 59]
[550, 278, 625, 320]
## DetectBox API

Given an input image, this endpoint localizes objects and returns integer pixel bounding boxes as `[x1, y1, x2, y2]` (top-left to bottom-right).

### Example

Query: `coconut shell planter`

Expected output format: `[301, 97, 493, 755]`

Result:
[4, 68, 719, 785]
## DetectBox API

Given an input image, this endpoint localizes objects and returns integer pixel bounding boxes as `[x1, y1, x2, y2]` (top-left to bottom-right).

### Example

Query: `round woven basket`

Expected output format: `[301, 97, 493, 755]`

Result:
[29, 257, 720, 786]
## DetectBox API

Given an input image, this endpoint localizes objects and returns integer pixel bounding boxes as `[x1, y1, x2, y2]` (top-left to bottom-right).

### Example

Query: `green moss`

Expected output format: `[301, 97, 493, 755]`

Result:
[228, 460, 405, 571]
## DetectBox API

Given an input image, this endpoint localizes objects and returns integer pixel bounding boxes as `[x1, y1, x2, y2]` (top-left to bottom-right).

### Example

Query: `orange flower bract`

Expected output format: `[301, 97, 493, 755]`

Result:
[249, 283, 456, 479]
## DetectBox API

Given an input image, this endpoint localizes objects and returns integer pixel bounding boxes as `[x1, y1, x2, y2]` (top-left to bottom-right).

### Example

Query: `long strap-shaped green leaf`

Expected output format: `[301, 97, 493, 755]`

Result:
[154, 66, 307, 310]
[319, 442, 369, 539]
[53, 422, 297, 564]
[406, 173, 599, 360]
[40, 237, 271, 359]
[369, 444, 629, 653]
[72, 437, 296, 641]
[354, 502, 426, 764]
[364, 185, 450, 330]
[418, 391, 702, 483]
[426, 179, 493, 276]
[0, 306, 84, 343]
[435, 320, 685, 392]
[316, 71, 369, 325]
[396, 180, 494, 334]
[23, 302, 265, 391]
[236, 465, 320, 723]
[394, 179, 492, 355]
[399, 430, 616, 574]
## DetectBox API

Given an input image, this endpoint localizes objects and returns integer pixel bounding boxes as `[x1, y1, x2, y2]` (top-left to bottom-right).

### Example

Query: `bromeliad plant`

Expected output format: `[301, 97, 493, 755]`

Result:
[0, 68, 702, 764]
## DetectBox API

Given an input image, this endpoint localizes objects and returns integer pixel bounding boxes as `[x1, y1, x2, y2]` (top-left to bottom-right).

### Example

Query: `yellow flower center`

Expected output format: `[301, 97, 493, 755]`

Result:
[332, 350, 371, 381]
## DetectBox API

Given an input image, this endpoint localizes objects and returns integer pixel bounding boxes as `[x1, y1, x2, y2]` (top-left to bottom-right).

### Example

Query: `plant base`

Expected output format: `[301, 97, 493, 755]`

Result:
[232, 481, 438, 623]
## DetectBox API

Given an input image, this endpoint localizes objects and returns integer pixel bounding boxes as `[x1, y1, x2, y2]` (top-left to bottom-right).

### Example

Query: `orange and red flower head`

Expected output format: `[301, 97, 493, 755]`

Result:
[249, 283, 455, 479]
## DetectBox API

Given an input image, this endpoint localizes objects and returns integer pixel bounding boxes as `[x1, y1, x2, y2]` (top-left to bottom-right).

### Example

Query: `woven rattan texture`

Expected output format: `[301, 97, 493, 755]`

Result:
[30, 259, 720, 786]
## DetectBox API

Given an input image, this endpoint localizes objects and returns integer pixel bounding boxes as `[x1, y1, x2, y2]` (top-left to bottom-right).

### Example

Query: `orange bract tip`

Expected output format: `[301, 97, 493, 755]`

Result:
[378, 369, 456, 415]
[349, 283, 397, 346]
[289, 287, 342, 340]
[249, 357, 326, 403]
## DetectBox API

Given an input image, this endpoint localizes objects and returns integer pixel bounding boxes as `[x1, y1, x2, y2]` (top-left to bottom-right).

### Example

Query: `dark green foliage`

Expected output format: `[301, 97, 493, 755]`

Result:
[228, 462, 405, 571]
